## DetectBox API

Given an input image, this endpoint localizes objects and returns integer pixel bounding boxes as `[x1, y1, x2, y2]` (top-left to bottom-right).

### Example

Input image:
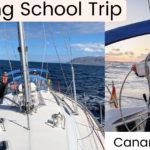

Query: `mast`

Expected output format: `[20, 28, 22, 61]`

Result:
[71, 65, 78, 114]
[17, 22, 31, 130]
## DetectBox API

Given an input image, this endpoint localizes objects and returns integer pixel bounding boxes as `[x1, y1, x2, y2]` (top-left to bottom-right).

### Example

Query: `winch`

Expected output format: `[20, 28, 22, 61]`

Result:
[52, 112, 65, 129]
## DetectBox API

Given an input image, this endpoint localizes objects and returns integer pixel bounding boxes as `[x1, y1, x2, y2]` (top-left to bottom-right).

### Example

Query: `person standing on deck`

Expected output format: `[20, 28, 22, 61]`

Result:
[32, 70, 38, 82]
[0, 72, 8, 100]
[33, 70, 37, 75]
[2, 72, 8, 84]
[32, 70, 41, 89]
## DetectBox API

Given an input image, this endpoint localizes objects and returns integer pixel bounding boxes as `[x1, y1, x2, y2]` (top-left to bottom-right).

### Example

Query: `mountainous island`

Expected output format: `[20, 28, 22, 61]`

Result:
[70, 56, 104, 66]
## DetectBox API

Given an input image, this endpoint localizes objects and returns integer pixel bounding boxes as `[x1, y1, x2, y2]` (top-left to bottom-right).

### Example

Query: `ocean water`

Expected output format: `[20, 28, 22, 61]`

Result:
[0, 60, 105, 122]
[105, 61, 148, 108]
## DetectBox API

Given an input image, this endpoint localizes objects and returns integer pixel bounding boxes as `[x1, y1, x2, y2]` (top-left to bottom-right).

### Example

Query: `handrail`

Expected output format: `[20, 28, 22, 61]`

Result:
[7, 68, 49, 77]
[12, 75, 48, 82]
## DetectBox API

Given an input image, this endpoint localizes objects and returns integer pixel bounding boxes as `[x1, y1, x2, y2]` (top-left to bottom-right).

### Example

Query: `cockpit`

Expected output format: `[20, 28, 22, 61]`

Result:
[5, 68, 49, 95]
[0, 68, 50, 113]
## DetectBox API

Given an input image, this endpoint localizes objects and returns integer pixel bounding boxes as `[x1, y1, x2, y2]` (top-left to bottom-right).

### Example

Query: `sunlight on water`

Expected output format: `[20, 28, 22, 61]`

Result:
[105, 61, 148, 109]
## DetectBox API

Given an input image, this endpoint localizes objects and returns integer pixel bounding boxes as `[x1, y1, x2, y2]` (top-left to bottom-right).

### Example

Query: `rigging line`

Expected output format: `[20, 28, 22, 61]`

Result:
[59, 24, 73, 67]
[85, 110, 104, 150]
[66, 28, 74, 97]
[119, 70, 133, 132]
[4, 23, 19, 97]
[68, 33, 73, 61]
[40, 24, 47, 77]
[67, 25, 73, 63]
[59, 24, 74, 96]
[65, 80, 73, 93]
[64, 73, 73, 97]
[70, 115, 83, 149]
[106, 82, 123, 86]
[130, 115, 150, 132]
[122, 96, 145, 101]
[106, 84, 146, 102]
[106, 96, 144, 102]
[10, 42, 17, 61]
[25, 22, 30, 46]
[106, 80, 139, 87]
[12, 46, 17, 61]
[76, 121, 101, 131]
[49, 26, 69, 88]
[148, 0, 150, 11]
[4, 23, 14, 81]
[83, 111, 94, 150]
[65, 74, 73, 96]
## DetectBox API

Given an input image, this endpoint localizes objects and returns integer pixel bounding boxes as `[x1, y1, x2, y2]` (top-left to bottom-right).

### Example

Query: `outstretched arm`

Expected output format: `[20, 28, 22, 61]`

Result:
[131, 61, 150, 77]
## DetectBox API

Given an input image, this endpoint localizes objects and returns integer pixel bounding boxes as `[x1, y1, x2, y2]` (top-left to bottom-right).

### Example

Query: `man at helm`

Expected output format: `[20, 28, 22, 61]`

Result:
[33, 70, 37, 75]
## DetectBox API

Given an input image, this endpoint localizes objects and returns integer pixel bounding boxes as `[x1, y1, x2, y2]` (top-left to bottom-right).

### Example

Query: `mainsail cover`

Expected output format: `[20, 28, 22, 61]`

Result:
[106, 20, 150, 46]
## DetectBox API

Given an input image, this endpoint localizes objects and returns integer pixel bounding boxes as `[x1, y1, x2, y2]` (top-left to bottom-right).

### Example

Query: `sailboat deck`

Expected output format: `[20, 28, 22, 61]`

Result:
[0, 90, 104, 150]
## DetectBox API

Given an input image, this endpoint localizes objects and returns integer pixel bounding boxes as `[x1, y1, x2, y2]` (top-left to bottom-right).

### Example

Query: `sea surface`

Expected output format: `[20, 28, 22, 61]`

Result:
[0, 60, 105, 122]
[105, 61, 148, 108]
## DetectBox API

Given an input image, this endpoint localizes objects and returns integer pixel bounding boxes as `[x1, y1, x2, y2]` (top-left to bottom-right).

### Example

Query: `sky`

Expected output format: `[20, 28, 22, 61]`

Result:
[106, 0, 150, 62]
[0, 22, 104, 63]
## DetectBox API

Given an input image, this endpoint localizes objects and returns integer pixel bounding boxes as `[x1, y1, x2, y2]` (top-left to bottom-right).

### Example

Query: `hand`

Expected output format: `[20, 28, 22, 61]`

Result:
[131, 64, 137, 73]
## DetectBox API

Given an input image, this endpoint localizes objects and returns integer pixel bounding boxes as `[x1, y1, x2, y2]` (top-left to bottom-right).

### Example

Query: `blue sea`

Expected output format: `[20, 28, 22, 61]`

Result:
[0, 60, 105, 122]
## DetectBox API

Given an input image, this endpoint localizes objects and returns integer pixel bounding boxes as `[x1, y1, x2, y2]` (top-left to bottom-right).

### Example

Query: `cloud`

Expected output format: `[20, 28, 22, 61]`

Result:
[106, 49, 135, 58]
[25, 22, 104, 39]
[0, 22, 104, 41]
[27, 54, 72, 63]
[0, 24, 18, 40]
[106, 48, 123, 56]
[106, 51, 123, 56]
[46, 22, 104, 38]
[144, 48, 150, 52]
[124, 51, 134, 56]
[111, 48, 120, 52]
[137, 53, 147, 60]
[70, 22, 104, 34]
[72, 42, 104, 53]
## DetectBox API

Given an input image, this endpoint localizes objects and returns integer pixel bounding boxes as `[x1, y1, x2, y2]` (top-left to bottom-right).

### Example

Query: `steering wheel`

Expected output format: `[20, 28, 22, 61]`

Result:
[119, 53, 150, 132]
